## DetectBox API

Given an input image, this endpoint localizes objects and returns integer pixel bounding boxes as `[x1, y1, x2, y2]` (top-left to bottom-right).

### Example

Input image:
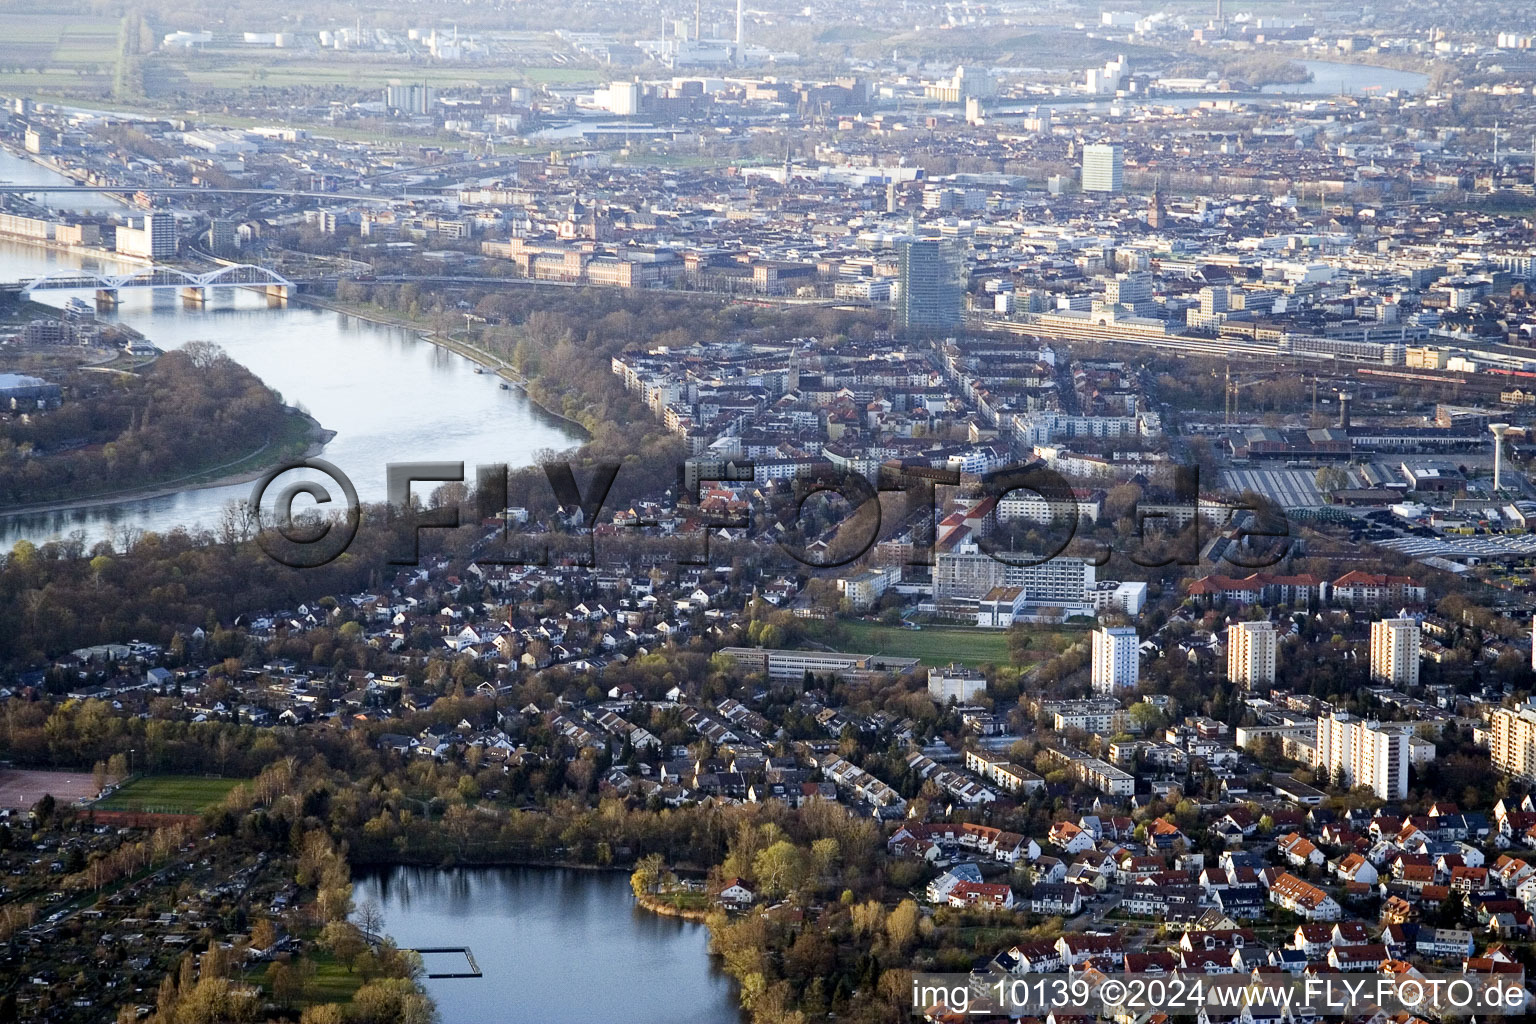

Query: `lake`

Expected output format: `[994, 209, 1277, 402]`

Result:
[353, 866, 742, 1024]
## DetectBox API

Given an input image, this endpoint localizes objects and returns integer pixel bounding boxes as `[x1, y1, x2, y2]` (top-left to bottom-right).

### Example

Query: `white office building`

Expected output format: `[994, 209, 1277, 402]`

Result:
[1082, 143, 1124, 193]
[1091, 626, 1139, 694]
[928, 664, 988, 703]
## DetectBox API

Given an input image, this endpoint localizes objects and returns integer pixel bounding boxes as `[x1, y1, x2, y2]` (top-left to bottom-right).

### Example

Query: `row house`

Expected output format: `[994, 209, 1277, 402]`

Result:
[1268, 873, 1341, 921]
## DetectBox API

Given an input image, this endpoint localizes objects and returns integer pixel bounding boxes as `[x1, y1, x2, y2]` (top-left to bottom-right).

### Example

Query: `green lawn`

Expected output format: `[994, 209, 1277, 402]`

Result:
[829, 620, 1012, 667]
[303, 950, 365, 1004]
[811, 618, 1085, 668]
[94, 775, 243, 814]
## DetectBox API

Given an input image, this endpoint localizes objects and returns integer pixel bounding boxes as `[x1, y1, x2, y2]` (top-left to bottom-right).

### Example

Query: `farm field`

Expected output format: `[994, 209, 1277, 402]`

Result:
[93, 775, 242, 814]
[0, 16, 121, 95]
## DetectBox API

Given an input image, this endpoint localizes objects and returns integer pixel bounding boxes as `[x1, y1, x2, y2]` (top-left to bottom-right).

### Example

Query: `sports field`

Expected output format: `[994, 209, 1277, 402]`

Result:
[93, 775, 242, 814]
[820, 619, 1084, 668]
[834, 621, 1009, 667]
[0, 769, 101, 810]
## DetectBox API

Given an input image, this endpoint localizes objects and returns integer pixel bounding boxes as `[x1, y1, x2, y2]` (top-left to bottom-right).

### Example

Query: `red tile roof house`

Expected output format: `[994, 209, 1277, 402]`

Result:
[947, 881, 1016, 911]
[1268, 873, 1341, 921]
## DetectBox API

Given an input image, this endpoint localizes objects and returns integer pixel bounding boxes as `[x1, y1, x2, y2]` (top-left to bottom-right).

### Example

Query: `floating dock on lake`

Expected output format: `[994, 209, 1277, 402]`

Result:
[409, 946, 482, 979]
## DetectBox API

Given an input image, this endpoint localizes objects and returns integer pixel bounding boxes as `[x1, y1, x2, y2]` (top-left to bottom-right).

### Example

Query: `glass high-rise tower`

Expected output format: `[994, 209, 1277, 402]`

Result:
[895, 237, 962, 334]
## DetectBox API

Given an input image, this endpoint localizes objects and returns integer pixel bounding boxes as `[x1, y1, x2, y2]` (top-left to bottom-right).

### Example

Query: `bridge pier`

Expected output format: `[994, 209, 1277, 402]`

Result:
[265, 283, 290, 305]
[94, 289, 118, 310]
[179, 286, 206, 306]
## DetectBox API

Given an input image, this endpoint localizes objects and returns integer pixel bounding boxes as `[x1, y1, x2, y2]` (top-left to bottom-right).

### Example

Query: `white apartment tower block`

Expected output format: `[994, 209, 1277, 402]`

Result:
[1081, 143, 1124, 193]
[1314, 712, 1411, 800]
[1091, 626, 1139, 694]
[1370, 618, 1420, 687]
[1227, 620, 1277, 689]
[1491, 700, 1536, 783]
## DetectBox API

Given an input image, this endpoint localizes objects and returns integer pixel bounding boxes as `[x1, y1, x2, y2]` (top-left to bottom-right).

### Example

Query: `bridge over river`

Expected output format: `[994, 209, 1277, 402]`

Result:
[12, 263, 300, 308]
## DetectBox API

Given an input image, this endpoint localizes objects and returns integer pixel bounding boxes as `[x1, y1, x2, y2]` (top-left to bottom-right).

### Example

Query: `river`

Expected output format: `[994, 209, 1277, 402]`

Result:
[0, 154, 580, 551]
[354, 866, 741, 1024]
[1261, 59, 1429, 96]
[992, 58, 1429, 120]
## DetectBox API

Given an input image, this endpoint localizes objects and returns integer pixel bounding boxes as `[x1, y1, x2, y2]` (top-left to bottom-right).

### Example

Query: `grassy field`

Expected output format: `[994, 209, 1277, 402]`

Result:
[829, 620, 1011, 667]
[813, 618, 1085, 668]
[140, 53, 602, 95]
[0, 15, 121, 94]
[302, 950, 365, 1003]
[94, 775, 242, 814]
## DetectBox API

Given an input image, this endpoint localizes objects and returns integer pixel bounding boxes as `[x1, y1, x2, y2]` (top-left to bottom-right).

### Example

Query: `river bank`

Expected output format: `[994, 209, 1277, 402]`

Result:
[294, 293, 592, 443]
[0, 409, 334, 519]
[635, 890, 714, 922]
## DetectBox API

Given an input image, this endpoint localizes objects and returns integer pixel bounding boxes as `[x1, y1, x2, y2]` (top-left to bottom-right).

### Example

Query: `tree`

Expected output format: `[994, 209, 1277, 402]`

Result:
[357, 900, 385, 941]
[1128, 702, 1167, 734]
[631, 852, 666, 898]
[249, 918, 278, 950]
[809, 837, 840, 881]
[319, 921, 367, 969]
[752, 840, 807, 899]
[267, 961, 302, 1007]
[885, 899, 920, 952]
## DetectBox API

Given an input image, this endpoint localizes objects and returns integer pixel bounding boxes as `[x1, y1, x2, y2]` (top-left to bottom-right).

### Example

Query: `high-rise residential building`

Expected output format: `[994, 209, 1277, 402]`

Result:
[1091, 626, 1139, 694]
[895, 237, 962, 334]
[1370, 618, 1420, 686]
[114, 212, 176, 260]
[1081, 143, 1124, 193]
[1227, 620, 1277, 689]
[1314, 712, 1411, 799]
[1491, 700, 1536, 782]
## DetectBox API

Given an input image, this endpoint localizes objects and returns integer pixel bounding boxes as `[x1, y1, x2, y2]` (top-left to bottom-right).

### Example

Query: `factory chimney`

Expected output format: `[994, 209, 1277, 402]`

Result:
[736, 0, 744, 62]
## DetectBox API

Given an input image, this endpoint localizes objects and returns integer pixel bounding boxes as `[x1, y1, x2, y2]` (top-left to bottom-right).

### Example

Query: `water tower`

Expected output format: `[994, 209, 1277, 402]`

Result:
[1490, 423, 1511, 491]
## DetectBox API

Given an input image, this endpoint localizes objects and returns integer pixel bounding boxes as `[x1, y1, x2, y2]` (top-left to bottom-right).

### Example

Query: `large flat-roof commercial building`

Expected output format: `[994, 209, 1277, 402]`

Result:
[716, 647, 920, 685]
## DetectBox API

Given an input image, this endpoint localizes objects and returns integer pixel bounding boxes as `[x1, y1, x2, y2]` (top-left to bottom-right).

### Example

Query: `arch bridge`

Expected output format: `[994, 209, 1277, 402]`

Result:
[20, 264, 298, 307]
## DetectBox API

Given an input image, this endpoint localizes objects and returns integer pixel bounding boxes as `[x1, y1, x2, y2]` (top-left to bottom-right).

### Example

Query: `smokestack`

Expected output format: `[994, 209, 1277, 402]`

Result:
[1492, 423, 1510, 492]
[1337, 390, 1352, 430]
[736, 0, 744, 61]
